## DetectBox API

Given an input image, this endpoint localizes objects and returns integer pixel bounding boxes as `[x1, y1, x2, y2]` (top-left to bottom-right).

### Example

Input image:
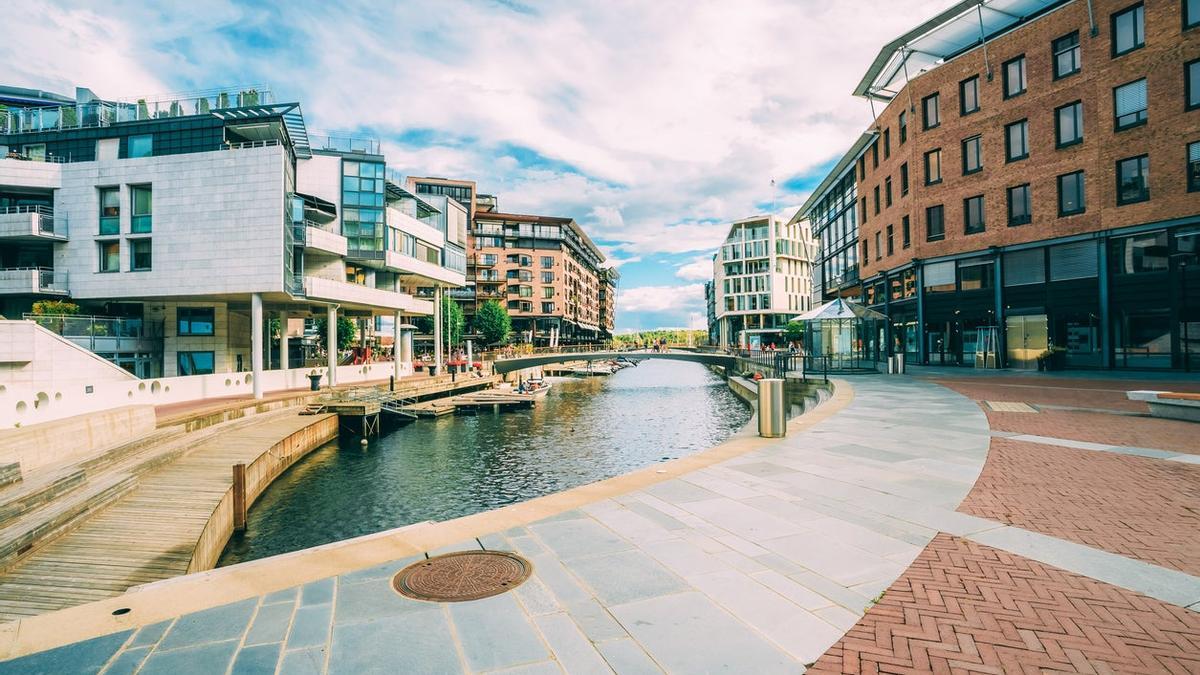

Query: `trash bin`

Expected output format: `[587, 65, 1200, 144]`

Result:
[757, 378, 786, 438]
[428, 365, 439, 377]
[895, 353, 905, 374]
[307, 373, 323, 391]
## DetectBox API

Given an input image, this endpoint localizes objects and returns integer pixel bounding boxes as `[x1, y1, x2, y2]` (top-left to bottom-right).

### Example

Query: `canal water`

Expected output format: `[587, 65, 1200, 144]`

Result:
[218, 360, 752, 566]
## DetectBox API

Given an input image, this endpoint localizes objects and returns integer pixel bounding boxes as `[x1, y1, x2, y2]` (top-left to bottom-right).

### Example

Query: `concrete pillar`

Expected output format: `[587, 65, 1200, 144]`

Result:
[278, 310, 289, 373]
[393, 312, 403, 381]
[434, 286, 444, 368]
[466, 339, 473, 367]
[251, 293, 263, 399]
[400, 324, 414, 363]
[327, 304, 338, 386]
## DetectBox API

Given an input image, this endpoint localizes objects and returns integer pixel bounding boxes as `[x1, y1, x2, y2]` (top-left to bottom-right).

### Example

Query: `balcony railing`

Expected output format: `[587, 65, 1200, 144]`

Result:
[0, 205, 60, 237]
[0, 267, 67, 294]
[307, 133, 380, 155]
[25, 312, 163, 353]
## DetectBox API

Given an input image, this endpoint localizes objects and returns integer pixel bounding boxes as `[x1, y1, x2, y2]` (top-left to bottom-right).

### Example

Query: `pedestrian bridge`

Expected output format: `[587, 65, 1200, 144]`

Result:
[490, 350, 737, 375]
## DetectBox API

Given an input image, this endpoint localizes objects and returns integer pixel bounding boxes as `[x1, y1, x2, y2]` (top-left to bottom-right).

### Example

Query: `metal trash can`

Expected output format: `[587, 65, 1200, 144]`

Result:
[895, 353, 905, 374]
[307, 373, 323, 391]
[757, 378, 786, 438]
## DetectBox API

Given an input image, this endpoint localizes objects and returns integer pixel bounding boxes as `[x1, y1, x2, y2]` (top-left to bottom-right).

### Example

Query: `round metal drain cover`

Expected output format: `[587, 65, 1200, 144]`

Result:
[393, 550, 533, 602]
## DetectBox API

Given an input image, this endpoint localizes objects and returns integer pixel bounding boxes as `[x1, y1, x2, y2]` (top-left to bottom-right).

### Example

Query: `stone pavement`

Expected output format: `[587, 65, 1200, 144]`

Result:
[2, 376, 1198, 674]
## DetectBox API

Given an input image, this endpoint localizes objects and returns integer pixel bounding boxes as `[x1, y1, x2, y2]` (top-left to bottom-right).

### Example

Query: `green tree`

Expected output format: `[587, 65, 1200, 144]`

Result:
[314, 315, 357, 352]
[475, 300, 512, 346]
[31, 300, 80, 315]
[783, 321, 805, 343]
[414, 296, 465, 346]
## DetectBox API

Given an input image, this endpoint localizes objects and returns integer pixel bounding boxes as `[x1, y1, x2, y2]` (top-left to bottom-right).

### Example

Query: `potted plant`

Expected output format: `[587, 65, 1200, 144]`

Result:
[1036, 346, 1067, 371]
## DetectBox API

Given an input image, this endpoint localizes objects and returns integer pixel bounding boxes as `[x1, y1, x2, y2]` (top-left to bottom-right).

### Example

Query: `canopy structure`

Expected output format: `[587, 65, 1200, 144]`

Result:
[793, 299, 887, 371]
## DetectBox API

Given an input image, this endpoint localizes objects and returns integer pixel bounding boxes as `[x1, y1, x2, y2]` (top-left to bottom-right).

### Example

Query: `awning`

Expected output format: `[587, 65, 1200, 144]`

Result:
[792, 298, 888, 322]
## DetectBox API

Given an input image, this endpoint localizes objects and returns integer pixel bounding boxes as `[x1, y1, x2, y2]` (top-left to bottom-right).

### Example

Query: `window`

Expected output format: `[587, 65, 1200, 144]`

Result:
[1005, 120, 1029, 161]
[899, 163, 909, 195]
[926, 205, 945, 241]
[99, 187, 119, 235]
[960, 76, 981, 115]
[924, 148, 942, 185]
[1056, 101, 1084, 147]
[1003, 56, 1027, 98]
[886, 224, 894, 256]
[885, 177, 893, 206]
[1058, 171, 1086, 215]
[873, 185, 880, 214]
[177, 351, 215, 376]
[540, 256, 554, 268]
[902, 216, 911, 248]
[1111, 231, 1168, 274]
[130, 238, 151, 271]
[1114, 79, 1148, 130]
[541, 271, 554, 283]
[962, 135, 983, 175]
[1111, 3, 1145, 57]
[1116, 155, 1150, 205]
[1188, 60, 1200, 110]
[130, 186, 152, 233]
[541, 287, 554, 299]
[98, 241, 119, 272]
[922, 93, 940, 129]
[1053, 32, 1081, 78]
[872, 141, 879, 168]
[1189, 141, 1200, 192]
[541, 302, 555, 313]
[861, 197, 868, 223]
[964, 195, 985, 234]
[1188, 0, 1200, 29]
[858, 157, 865, 180]
[128, 134, 153, 158]
[883, 128, 891, 158]
[898, 110, 907, 143]
[874, 232, 881, 260]
[178, 307, 215, 336]
[862, 239, 869, 265]
[1007, 184, 1032, 226]
[959, 260, 994, 290]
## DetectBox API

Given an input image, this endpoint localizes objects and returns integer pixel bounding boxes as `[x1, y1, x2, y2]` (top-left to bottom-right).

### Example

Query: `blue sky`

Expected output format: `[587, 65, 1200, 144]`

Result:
[6, 0, 952, 331]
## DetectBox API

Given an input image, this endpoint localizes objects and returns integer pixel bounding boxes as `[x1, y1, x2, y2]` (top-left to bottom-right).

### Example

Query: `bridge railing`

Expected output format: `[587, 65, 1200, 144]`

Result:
[480, 343, 618, 361]
[731, 350, 831, 382]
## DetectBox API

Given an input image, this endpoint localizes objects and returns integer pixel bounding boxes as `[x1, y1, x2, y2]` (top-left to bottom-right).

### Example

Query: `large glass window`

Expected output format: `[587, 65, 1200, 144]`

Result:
[1116, 155, 1150, 205]
[1188, 0, 1200, 29]
[1189, 141, 1200, 192]
[959, 260, 994, 290]
[99, 187, 119, 235]
[1058, 171, 1086, 215]
[1003, 56, 1027, 98]
[1188, 59, 1200, 110]
[130, 239, 152, 271]
[1005, 120, 1029, 161]
[964, 195, 985, 234]
[924, 148, 942, 185]
[128, 134, 153, 158]
[922, 93, 940, 129]
[1053, 31, 1081, 78]
[177, 351, 215, 376]
[1111, 3, 1145, 57]
[1113, 79, 1147, 130]
[1007, 184, 1032, 226]
[130, 185, 152, 233]
[1111, 231, 1168, 274]
[962, 135, 983, 175]
[1056, 101, 1084, 147]
[99, 240, 119, 272]
[178, 307, 215, 336]
[960, 76, 980, 115]
[342, 160, 385, 253]
[926, 205, 945, 241]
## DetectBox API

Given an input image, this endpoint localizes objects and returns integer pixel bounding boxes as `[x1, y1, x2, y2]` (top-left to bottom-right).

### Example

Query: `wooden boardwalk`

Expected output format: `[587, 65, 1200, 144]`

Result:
[0, 410, 333, 622]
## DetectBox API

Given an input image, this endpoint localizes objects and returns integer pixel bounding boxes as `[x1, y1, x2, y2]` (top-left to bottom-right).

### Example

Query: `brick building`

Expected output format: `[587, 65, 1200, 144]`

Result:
[800, 0, 1200, 370]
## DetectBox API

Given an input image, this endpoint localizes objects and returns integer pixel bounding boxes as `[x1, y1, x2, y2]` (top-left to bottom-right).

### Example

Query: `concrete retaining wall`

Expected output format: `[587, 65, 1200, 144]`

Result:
[0, 405, 156, 475]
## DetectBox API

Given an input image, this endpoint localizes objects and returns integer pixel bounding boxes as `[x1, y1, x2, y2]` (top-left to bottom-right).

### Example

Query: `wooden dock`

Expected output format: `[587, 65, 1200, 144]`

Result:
[0, 410, 335, 622]
[396, 389, 538, 416]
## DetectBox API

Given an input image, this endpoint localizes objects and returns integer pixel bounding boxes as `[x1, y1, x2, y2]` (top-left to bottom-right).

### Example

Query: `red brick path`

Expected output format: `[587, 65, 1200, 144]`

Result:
[958, 438, 1200, 576]
[985, 409, 1200, 455]
[809, 534, 1200, 674]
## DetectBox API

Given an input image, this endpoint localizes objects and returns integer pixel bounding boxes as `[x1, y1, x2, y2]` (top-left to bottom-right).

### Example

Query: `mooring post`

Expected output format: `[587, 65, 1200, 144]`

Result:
[232, 463, 247, 531]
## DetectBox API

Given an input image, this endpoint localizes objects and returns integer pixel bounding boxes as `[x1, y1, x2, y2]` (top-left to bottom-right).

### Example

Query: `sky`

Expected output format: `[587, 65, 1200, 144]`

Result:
[4, 0, 954, 331]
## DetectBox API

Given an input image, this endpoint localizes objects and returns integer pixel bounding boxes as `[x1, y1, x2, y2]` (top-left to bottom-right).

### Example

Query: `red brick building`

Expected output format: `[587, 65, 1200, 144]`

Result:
[801, 0, 1200, 370]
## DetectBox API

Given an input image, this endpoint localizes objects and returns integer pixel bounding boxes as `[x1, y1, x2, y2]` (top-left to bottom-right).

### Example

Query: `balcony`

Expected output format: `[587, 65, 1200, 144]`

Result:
[302, 221, 347, 256]
[303, 276, 430, 313]
[0, 268, 67, 295]
[0, 206, 64, 240]
[383, 250, 466, 287]
[24, 313, 160, 354]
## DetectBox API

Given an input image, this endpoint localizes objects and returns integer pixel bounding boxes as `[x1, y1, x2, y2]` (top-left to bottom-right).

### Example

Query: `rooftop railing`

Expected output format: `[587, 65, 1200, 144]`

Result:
[308, 133, 380, 155]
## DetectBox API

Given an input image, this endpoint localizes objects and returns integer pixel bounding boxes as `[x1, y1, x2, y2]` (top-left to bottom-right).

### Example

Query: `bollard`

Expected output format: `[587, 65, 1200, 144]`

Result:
[232, 463, 247, 531]
[757, 378, 786, 438]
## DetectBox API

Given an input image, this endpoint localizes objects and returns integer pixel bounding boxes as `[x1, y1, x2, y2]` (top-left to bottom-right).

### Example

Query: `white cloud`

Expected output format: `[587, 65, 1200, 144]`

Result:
[675, 255, 714, 281]
[619, 284, 705, 313]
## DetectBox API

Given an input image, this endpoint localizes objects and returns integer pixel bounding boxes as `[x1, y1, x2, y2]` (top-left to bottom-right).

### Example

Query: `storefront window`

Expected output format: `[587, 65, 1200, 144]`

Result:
[1111, 232, 1168, 274]
[959, 261, 994, 290]
[1114, 309, 1171, 369]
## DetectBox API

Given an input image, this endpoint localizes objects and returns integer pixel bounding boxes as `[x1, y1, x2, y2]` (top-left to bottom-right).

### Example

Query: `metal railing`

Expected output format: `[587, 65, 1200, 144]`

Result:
[1, 151, 72, 163]
[731, 350, 831, 382]
[25, 313, 164, 352]
[0, 205, 57, 234]
[222, 139, 282, 150]
[2, 87, 273, 135]
[307, 133, 381, 155]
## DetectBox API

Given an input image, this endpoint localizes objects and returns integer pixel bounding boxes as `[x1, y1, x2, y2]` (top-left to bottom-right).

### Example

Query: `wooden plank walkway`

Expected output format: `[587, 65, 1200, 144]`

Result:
[0, 410, 333, 622]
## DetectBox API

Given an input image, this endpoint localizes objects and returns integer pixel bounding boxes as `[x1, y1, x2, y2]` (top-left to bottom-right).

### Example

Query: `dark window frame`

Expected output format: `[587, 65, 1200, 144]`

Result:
[886, 224, 894, 256]
[872, 141, 879, 168]
[883, 128, 891, 158]
[129, 237, 152, 272]
[1057, 170, 1087, 216]
[1115, 154, 1151, 205]
[1055, 100, 1084, 148]
[98, 240, 120, 273]
[1111, 3, 1145, 58]
[1002, 55, 1027, 99]
[900, 162, 910, 195]
[922, 92, 940, 130]
[902, 215, 911, 249]
[1189, 140, 1200, 192]
[1188, 59, 1200, 111]
[873, 185, 881, 214]
[960, 75, 981, 115]
[1113, 78, 1148, 131]
[885, 176, 893, 207]
[1187, 0, 1200, 30]
[898, 110, 908, 143]
[924, 148, 942, 185]
[963, 195, 986, 234]
[177, 307, 216, 336]
[926, 204, 945, 242]
[1007, 184, 1032, 226]
[1005, 119, 1030, 162]
[177, 351, 216, 376]
[1052, 31, 1081, 80]
[961, 135, 983, 175]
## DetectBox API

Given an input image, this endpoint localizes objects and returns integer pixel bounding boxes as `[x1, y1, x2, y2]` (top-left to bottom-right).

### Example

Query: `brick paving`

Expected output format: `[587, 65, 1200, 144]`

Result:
[932, 377, 1200, 414]
[809, 534, 1200, 675]
[958, 438, 1200, 576]
[986, 408, 1200, 455]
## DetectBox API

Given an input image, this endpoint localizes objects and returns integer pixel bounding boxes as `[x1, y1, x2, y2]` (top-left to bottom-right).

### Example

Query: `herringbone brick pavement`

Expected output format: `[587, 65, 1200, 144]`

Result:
[809, 534, 1200, 674]
[985, 409, 1200, 455]
[959, 438, 1200, 575]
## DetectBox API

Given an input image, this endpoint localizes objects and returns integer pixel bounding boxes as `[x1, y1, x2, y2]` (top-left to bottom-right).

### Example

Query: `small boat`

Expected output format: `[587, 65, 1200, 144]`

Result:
[518, 378, 553, 397]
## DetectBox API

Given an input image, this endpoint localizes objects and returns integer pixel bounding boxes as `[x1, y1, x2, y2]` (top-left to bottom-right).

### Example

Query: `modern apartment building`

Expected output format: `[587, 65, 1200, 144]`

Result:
[799, 0, 1200, 370]
[0, 84, 464, 390]
[712, 215, 815, 349]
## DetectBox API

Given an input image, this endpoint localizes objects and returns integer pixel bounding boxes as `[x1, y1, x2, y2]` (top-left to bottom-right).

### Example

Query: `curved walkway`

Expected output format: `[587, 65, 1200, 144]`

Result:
[2, 376, 1198, 673]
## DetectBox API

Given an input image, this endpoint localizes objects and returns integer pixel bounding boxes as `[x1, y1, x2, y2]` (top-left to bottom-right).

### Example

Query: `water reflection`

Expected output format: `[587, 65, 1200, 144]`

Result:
[219, 360, 751, 566]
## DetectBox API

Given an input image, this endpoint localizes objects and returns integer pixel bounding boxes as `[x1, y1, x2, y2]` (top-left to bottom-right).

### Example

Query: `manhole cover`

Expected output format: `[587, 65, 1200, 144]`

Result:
[393, 550, 532, 602]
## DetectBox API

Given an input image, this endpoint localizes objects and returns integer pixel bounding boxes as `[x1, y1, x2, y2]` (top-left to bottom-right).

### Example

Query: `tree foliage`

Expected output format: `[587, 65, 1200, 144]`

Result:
[611, 329, 707, 347]
[31, 300, 80, 316]
[414, 296, 465, 347]
[314, 315, 357, 352]
[475, 300, 512, 346]
[783, 321, 805, 343]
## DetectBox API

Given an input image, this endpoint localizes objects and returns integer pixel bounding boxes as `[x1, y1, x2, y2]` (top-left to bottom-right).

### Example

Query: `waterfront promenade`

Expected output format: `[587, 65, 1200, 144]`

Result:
[1, 375, 1198, 673]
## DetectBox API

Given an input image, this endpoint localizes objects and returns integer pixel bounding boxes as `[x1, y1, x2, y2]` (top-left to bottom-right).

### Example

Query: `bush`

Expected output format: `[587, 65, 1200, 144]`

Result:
[31, 300, 79, 316]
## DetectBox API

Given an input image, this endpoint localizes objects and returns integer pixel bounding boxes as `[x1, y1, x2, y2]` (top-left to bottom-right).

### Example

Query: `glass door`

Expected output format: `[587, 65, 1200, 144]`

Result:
[1006, 314, 1048, 369]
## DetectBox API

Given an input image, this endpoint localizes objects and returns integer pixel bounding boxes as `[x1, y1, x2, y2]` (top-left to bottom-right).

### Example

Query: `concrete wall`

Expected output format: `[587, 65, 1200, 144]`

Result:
[0, 321, 135, 393]
[0, 404, 155, 474]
